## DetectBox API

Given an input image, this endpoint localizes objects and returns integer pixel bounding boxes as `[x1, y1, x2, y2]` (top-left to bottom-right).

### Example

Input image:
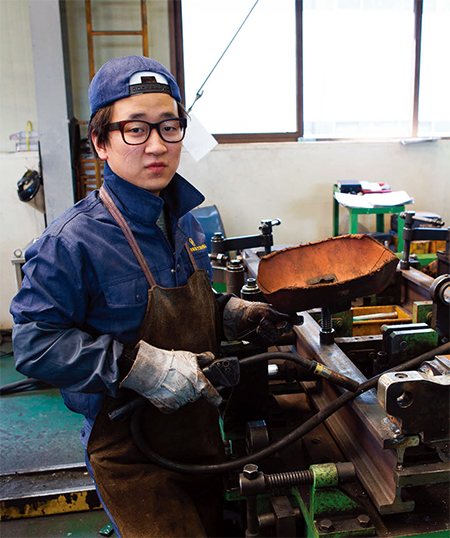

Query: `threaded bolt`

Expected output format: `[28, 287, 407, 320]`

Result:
[321, 308, 333, 332]
[320, 307, 335, 344]
[265, 469, 314, 489]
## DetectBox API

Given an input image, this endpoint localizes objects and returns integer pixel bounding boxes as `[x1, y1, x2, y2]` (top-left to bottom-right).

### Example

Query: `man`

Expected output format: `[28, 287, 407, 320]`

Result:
[10, 55, 292, 537]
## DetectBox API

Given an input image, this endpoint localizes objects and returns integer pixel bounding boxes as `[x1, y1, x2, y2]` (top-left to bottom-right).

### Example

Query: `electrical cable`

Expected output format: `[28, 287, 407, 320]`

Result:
[130, 342, 450, 475]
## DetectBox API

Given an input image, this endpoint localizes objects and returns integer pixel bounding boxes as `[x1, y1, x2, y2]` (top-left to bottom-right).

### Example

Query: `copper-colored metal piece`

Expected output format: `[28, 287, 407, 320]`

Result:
[257, 235, 399, 313]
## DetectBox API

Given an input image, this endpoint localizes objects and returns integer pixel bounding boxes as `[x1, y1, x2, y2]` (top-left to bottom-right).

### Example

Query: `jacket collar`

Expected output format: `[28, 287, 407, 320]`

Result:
[101, 162, 205, 225]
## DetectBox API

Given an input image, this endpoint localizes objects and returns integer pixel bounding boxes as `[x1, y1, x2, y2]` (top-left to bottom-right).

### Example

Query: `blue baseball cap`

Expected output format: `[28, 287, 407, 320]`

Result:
[88, 55, 182, 118]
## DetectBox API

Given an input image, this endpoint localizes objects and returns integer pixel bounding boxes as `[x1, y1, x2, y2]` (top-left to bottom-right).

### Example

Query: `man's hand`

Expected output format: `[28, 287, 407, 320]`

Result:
[223, 296, 295, 347]
[120, 342, 222, 413]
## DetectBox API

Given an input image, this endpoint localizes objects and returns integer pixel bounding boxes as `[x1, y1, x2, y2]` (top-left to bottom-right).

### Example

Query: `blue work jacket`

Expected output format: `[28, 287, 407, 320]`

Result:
[10, 163, 213, 420]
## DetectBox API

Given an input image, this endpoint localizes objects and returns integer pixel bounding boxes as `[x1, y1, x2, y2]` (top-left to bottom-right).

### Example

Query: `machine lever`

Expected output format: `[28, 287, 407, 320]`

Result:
[237, 313, 304, 342]
[202, 357, 240, 389]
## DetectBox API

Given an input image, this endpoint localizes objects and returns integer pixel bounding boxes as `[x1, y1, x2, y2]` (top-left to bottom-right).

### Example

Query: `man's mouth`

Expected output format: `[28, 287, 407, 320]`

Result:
[146, 162, 167, 172]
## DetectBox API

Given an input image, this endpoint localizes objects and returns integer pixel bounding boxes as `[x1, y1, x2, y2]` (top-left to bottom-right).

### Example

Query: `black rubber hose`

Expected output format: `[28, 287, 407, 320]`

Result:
[0, 378, 53, 396]
[130, 342, 449, 474]
[112, 350, 358, 422]
[240, 351, 359, 391]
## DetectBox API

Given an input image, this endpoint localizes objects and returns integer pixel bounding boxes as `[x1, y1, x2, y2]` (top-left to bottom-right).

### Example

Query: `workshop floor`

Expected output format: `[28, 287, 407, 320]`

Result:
[0, 331, 115, 537]
[0, 510, 113, 538]
[0, 336, 85, 474]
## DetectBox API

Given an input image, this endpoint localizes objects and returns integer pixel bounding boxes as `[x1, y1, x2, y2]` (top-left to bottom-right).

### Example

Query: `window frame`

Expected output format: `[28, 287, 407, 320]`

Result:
[169, 0, 445, 143]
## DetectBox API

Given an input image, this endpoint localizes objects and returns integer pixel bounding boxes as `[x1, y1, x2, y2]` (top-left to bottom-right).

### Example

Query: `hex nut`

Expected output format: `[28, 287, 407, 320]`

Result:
[357, 514, 371, 528]
[319, 519, 334, 532]
[243, 464, 259, 480]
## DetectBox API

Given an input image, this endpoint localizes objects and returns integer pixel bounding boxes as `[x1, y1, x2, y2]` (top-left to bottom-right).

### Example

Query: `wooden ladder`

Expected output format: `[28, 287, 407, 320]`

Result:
[76, 0, 149, 199]
[85, 0, 149, 81]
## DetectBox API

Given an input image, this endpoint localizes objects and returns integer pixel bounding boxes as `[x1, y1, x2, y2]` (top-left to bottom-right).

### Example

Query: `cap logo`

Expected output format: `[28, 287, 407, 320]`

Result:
[140, 76, 157, 83]
[129, 81, 172, 97]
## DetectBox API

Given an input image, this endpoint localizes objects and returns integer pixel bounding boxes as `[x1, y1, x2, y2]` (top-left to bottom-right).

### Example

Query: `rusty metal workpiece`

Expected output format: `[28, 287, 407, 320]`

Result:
[257, 235, 399, 313]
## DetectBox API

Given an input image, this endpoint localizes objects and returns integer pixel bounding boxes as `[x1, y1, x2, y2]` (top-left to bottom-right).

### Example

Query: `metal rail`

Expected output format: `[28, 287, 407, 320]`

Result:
[294, 313, 447, 515]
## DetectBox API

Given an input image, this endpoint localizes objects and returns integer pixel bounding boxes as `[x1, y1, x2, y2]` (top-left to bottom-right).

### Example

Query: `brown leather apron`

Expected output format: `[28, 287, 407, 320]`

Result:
[87, 188, 225, 537]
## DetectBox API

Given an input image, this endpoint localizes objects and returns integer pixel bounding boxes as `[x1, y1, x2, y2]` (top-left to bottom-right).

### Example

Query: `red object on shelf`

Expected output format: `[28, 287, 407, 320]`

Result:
[361, 182, 392, 194]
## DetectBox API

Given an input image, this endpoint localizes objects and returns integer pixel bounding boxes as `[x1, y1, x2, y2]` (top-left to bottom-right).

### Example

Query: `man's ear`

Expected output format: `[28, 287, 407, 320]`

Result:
[91, 133, 108, 161]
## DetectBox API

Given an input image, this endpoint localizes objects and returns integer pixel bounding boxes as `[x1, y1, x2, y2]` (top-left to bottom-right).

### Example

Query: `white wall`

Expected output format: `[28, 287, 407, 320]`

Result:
[0, 0, 37, 153]
[179, 139, 450, 247]
[0, 152, 46, 329]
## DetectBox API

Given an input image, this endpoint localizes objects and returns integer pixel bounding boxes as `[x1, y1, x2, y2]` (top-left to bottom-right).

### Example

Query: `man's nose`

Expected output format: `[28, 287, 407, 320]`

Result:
[144, 128, 167, 153]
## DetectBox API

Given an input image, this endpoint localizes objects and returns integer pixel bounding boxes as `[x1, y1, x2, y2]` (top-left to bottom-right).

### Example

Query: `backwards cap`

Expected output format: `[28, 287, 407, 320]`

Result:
[88, 55, 181, 118]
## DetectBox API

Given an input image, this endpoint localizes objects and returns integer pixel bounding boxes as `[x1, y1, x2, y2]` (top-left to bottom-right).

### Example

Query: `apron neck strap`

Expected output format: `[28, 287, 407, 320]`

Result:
[185, 238, 198, 270]
[99, 186, 156, 288]
[99, 186, 198, 286]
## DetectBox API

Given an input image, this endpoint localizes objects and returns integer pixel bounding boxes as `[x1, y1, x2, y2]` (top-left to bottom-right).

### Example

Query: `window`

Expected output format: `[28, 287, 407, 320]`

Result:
[303, 0, 415, 139]
[172, 0, 448, 140]
[180, 0, 298, 139]
[418, 1, 450, 136]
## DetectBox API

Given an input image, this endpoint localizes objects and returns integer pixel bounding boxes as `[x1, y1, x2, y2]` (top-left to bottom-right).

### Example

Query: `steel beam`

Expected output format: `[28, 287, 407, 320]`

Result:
[294, 313, 420, 514]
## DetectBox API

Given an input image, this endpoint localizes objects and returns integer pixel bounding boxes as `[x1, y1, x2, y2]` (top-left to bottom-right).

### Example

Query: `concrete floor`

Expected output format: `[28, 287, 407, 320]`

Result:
[1, 331, 114, 537]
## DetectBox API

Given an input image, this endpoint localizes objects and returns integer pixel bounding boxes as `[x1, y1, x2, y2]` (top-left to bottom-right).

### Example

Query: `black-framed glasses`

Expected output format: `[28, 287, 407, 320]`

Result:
[108, 117, 187, 145]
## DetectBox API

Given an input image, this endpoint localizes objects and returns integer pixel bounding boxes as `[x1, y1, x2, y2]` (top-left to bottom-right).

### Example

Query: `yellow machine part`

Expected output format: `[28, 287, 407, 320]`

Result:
[352, 305, 411, 336]
[1, 490, 101, 521]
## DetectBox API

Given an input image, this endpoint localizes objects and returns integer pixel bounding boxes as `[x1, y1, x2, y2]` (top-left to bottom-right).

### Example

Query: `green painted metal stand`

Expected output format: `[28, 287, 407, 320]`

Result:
[333, 185, 405, 253]
[291, 463, 375, 538]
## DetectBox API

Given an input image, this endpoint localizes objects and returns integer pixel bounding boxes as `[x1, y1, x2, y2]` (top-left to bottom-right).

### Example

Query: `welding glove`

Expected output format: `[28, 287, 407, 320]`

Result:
[223, 296, 294, 347]
[120, 341, 222, 414]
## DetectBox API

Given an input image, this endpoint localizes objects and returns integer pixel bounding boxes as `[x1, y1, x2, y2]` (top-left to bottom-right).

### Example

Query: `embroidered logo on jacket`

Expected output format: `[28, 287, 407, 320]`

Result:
[189, 237, 207, 252]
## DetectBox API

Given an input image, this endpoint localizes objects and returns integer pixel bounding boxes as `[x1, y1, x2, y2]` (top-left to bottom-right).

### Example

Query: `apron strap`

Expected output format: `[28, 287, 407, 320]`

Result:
[185, 239, 199, 271]
[99, 186, 199, 285]
[99, 186, 156, 288]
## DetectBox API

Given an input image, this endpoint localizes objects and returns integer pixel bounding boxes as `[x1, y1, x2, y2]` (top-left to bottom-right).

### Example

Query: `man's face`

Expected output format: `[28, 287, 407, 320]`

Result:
[93, 92, 182, 195]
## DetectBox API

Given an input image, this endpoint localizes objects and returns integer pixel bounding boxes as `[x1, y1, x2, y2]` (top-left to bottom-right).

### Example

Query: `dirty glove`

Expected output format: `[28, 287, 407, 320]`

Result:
[223, 296, 293, 347]
[120, 341, 222, 413]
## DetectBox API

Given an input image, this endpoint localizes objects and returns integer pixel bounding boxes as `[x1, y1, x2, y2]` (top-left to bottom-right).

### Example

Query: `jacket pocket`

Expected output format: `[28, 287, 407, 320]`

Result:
[103, 274, 149, 308]
[101, 274, 149, 338]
